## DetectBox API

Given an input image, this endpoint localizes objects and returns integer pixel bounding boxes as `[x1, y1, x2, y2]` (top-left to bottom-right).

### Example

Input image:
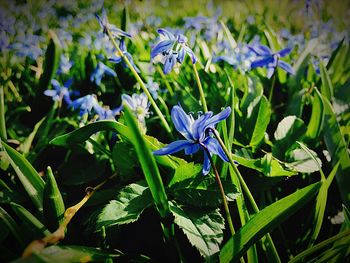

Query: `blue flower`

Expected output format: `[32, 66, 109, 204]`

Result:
[95, 8, 131, 39]
[44, 79, 74, 104]
[70, 94, 100, 116]
[94, 104, 123, 120]
[122, 93, 150, 125]
[151, 28, 197, 74]
[248, 44, 295, 78]
[90, 61, 117, 86]
[109, 39, 140, 72]
[57, 54, 73, 75]
[146, 79, 160, 100]
[153, 105, 231, 175]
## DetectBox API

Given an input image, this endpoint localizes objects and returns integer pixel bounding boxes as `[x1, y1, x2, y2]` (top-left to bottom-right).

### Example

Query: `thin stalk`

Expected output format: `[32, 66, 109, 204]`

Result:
[289, 229, 350, 263]
[268, 68, 277, 103]
[204, 147, 235, 236]
[0, 86, 7, 141]
[192, 63, 208, 112]
[156, 65, 174, 96]
[212, 129, 281, 263]
[106, 28, 171, 134]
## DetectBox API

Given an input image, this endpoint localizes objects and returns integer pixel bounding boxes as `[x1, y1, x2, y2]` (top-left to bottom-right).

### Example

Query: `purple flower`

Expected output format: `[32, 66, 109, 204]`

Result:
[95, 8, 131, 39]
[90, 61, 117, 86]
[70, 94, 100, 116]
[44, 79, 74, 104]
[151, 28, 197, 74]
[153, 105, 231, 175]
[248, 44, 295, 78]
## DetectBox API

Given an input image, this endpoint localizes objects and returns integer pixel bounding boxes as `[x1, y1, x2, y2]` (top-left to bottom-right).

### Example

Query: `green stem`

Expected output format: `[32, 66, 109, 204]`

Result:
[157, 65, 174, 96]
[106, 28, 171, 134]
[0, 86, 7, 141]
[192, 63, 208, 112]
[212, 129, 281, 263]
[268, 69, 276, 103]
[204, 147, 235, 236]
[289, 229, 350, 263]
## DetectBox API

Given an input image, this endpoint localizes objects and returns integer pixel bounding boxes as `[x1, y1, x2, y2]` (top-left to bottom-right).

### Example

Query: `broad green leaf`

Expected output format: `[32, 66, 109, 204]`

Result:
[43, 166, 65, 232]
[123, 106, 170, 219]
[96, 181, 152, 230]
[249, 95, 271, 149]
[50, 120, 182, 170]
[170, 174, 240, 207]
[1, 142, 44, 213]
[170, 202, 224, 258]
[0, 206, 25, 247]
[306, 88, 324, 139]
[273, 116, 306, 159]
[168, 162, 202, 187]
[12, 245, 121, 263]
[319, 60, 334, 100]
[112, 141, 138, 182]
[322, 95, 350, 207]
[220, 182, 321, 262]
[287, 148, 322, 173]
[10, 202, 51, 237]
[38, 30, 61, 94]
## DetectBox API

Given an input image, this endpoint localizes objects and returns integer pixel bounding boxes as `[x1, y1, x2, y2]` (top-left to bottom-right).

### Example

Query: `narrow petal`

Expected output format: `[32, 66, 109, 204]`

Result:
[184, 46, 197, 64]
[163, 53, 176, 74]
[109, 56, 122, 63]
[171, 105, 194, 141]
[153, 140, 193, 156]
[278, 60, 295, 75]
[157, 28, 175, 40]
[44, 89, 57, 97]
[201, 107, 231, 136]
[267, 66, 275, 79]
[51, 79, 61, 91]
[151, 40, 174, 59]
[248, 44, 272, 56]
[184, 143, 200, 155]
[276, 47, 292, 57]
[250, 56, 274, 69]
[192, 112, 213, 140]
[202, 151, 211, 175]
[64, 78, 73, 88]
[177, 47, 185, 64]
[203, 137, 229, 162]
[121, 94, 135, 109]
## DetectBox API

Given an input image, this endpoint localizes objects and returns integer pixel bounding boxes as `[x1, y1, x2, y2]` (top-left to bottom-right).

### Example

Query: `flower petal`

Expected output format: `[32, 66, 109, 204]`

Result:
[184, 143, 200, 155]
[121, 94, 136, 109]
[157, 28, 175, 40]
[202, 107, 231, 136]
[192, 112, 213, 140]
[163, 53, 176, 74]
[51, 79, 61, 91]
[63, 78, 73, 88]
[248, 44, 272, 56]
[276, 47, 292, 57]
[153, 140, 193, 156]
[250, 56, 274, 69]
[171, 105, 194, 141]
[267, 66, 275, 79]
[202, 151, 211, 175]
[151, 40, 174, 59]
[202, 137, 229, 162]
[278, 60, 295, 75]
[184, 46, 197, 64]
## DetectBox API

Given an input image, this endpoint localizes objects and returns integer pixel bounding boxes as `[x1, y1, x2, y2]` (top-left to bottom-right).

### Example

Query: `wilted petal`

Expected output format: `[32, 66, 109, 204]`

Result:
[251, 56, 274, 68]
[171, 105, 194, 141]
[151, 40, 174, 59]
[278, 60, 295, 75]
[153, 140, 193, 156]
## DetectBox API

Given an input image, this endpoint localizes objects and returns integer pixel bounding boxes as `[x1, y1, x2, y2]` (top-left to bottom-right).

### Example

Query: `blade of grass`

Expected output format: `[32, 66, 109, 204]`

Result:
[0, 86, 7, 141]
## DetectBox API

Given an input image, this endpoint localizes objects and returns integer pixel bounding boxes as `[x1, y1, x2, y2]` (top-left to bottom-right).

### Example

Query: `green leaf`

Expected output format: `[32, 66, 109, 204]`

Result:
[38, 30, 61, 94]
[10, 202, 51, 237]
[168, 162, 202, 187]
[0, 86, 6, 141]
[220, 182, 321, 262]
[319, 60, 334, 100]
[322, 95, 350, 207]
[96, 181, 152, 230]
[273, 116, 306, 159]
[0, 206, 25, 247]
[19, 117, 45, 156]
[287, 148, 322, 173]
[249, 95, 271, 149]
[123, 106, 170, 219]
[170, 173, 240, 207]
[1, 141, 44, 213]
[50, 120, 182, 170]
[43, 166, 65, 232]
[12, 245, 122, 263]
[306, 88, 324, 139]
[170, 202, 225, 258]
[112, 141, 138, 182]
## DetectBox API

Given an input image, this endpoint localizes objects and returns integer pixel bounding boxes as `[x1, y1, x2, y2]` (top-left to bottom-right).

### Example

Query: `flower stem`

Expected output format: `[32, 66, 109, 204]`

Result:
[205, 148, 235, 236]
[268, 68, 276, 103]
[212, 129, 281, 263]
[0, 86, 7, 141]
[192, 63, 208, 112]
[106, 29, 171, 134]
